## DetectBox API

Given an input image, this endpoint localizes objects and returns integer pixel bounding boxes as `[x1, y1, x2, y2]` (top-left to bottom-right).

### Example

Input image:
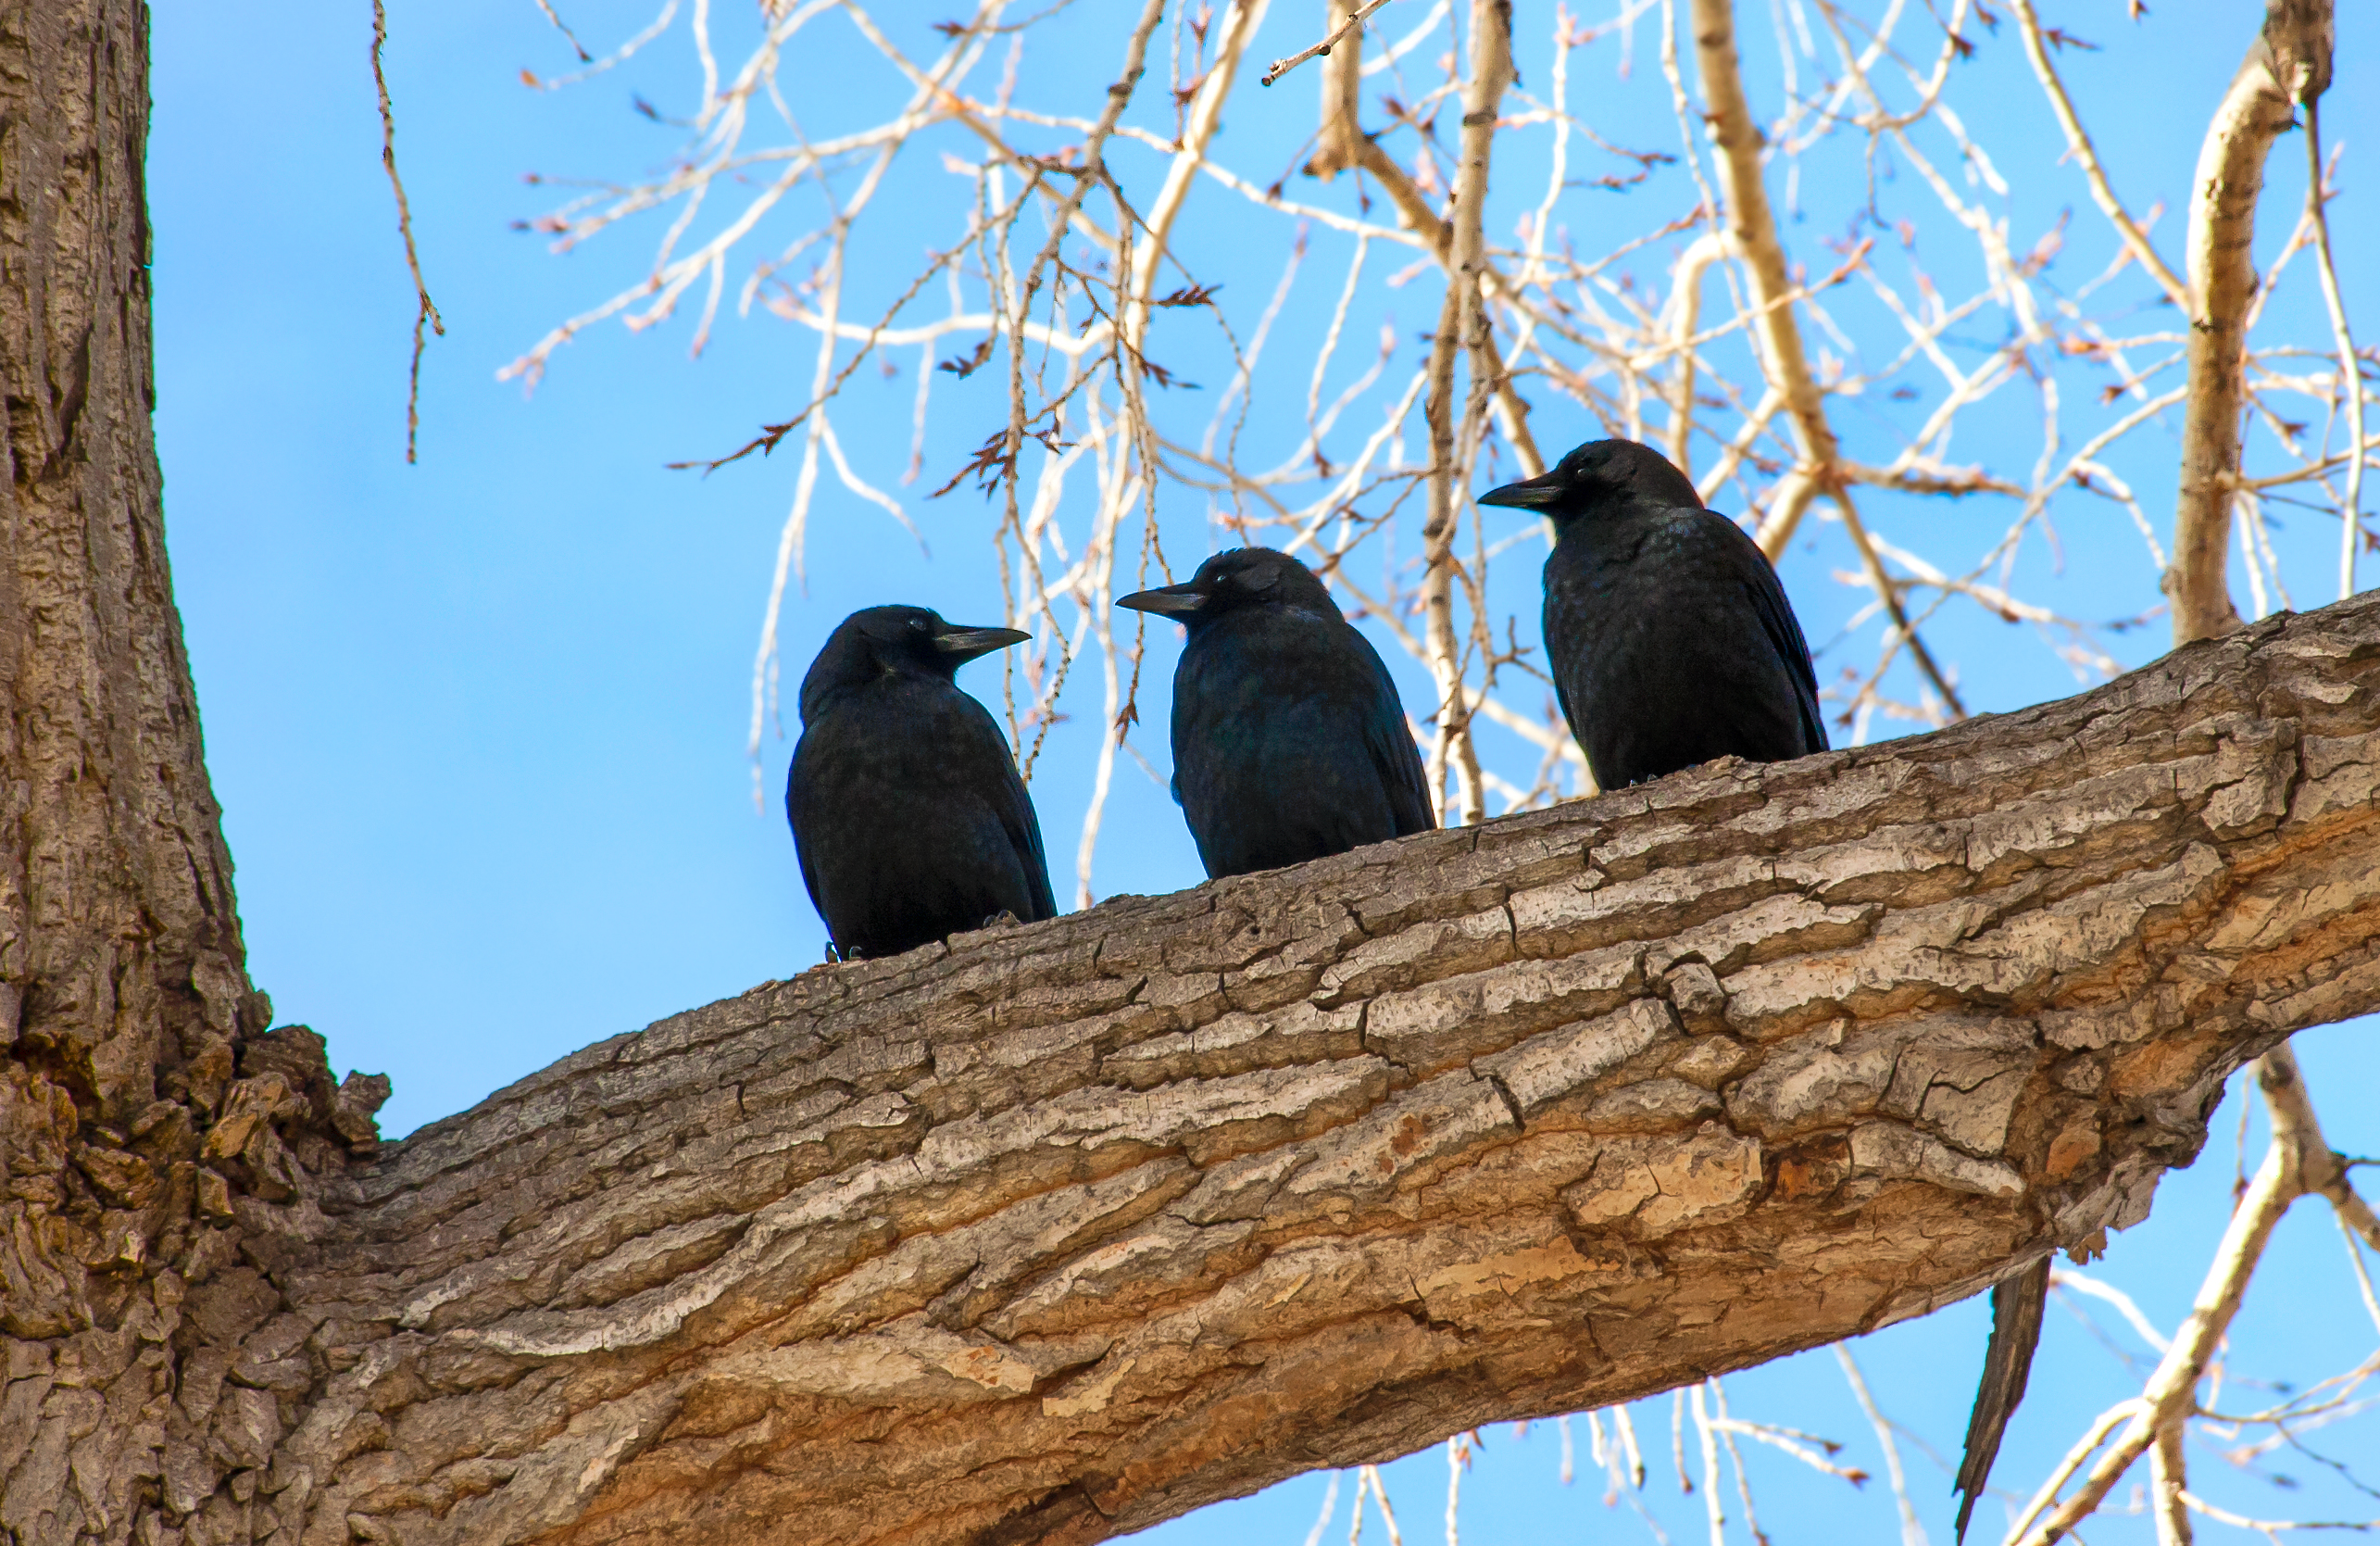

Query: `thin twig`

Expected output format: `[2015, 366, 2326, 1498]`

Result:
[371, 0, 444, 465]
[532, 0, 595, 61]
[2003, 0, 2188, 308]
[1837, 1344, 1931, 1546]
[2299, 100, 2367, 602]
[1260, 0, 1400, 87]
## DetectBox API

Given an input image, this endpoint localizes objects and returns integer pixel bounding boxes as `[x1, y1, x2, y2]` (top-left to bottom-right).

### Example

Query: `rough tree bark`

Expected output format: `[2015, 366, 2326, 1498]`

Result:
[7, 6, 2380, 1546]
[0, 3, 319, 1543]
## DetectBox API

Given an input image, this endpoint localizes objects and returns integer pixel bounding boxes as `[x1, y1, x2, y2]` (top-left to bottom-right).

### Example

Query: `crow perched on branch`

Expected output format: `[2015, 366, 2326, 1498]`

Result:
[786, 606, 1055, 960]
[1119, 547, 1435, 878]
[1479, 437, 1829, 790]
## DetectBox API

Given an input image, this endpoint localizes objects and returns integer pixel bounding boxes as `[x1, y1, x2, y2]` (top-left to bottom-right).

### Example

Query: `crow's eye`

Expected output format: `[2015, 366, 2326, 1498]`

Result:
[908, 618, 930, 633]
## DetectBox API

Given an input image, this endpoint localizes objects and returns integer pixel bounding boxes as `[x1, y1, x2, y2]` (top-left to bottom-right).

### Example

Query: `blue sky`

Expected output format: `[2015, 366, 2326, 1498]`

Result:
[147, 4, 2376, 1542]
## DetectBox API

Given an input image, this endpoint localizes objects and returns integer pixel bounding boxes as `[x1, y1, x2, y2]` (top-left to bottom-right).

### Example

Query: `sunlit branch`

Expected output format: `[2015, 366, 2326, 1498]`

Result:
[2004, 0, 2189, 310]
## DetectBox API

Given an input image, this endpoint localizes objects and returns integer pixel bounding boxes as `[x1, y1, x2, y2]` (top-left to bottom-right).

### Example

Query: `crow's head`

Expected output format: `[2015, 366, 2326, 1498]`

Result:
[1115, 547, 1339, 630]
[1477, 438, 1704, 525]
[800, 605, 1026, 721]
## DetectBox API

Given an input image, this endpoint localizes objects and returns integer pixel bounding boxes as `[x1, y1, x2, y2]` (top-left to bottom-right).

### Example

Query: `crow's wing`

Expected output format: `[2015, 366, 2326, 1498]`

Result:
[1713, 511, 1829, 754]
[961, 697, 1058, 922]
[1007, 785, 1058, 922]
[784, 744, 829, 923]
[1355, 627, 1439, 836]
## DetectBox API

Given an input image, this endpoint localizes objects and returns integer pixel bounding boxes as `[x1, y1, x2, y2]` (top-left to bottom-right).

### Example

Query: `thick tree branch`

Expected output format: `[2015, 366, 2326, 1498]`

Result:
[193, 592, 2380, 1546]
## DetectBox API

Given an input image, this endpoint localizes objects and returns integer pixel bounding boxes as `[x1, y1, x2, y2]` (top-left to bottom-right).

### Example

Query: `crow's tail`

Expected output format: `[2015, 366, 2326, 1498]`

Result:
[1954, 1256, 2052, 1543]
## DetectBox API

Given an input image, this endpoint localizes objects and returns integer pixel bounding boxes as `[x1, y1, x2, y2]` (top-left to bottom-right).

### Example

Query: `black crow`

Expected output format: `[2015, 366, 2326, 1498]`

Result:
[786, 606, 1055, 960]
[1118, 547, 1435, 878]
[1479, 437, 1828, 789]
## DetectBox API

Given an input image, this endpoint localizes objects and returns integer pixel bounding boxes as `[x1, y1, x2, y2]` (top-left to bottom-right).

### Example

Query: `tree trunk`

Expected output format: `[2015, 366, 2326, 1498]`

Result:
[9, 6, 2380, 1546]
[0, 2, 286, 1542]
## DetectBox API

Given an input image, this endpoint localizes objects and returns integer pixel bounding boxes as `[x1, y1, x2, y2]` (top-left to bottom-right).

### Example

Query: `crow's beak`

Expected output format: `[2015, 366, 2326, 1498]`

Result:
[1115, 581, 1207, 617]
[1477, 470, 1566, 509]
[933, 624, 1030, 664]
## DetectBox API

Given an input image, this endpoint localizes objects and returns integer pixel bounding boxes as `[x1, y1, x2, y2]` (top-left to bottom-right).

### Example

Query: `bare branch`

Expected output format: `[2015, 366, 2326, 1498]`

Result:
[2168, 0, 2336, 647]
[2004, 0, 2189, 310]
[2299, 102, 2368, 603]
[1684, 0, 1963, 717]
[1261, 0, 1399, 88]
[1685, 0, 1840, 551]
[371, 0, 445, 464]
[1420, 0, 1513, 827]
